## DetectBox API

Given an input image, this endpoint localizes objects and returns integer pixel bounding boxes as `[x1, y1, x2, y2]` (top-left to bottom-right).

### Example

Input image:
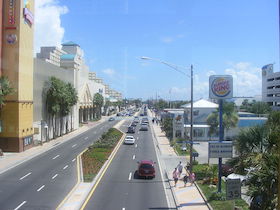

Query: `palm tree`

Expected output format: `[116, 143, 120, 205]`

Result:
[93, 93, 104, 119]
[206, 101, 238, 139]
[0, 76, 15, 114]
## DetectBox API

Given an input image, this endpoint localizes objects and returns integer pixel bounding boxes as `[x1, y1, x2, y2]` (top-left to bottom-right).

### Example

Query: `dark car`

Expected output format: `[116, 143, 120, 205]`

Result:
[137, 160, 156, 178]
[131, 122, 137, 127]
[127, 126, 135, 133]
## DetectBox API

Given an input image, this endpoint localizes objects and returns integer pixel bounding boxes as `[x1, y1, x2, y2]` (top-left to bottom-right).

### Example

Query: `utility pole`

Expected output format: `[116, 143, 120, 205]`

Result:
[189, 65, 194, 174]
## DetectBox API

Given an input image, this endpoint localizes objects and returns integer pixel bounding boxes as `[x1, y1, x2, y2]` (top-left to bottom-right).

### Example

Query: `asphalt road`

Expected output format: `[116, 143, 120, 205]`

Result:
[0, 118, 120, 210]
[83, 118, 169, 210]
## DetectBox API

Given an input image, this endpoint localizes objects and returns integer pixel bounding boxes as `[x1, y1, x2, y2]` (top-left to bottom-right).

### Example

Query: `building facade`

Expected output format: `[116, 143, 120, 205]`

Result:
[0, 0, 35, 152]
[262, 64, 280, 110]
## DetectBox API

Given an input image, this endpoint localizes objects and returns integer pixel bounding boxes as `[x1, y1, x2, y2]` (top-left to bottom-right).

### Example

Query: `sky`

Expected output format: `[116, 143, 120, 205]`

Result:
[34, 0, 279, 101]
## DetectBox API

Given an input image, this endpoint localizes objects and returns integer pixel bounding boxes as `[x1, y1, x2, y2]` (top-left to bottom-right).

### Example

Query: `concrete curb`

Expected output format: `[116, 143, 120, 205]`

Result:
[165, 170, 180, 210]
[78, 121, 126, 209]
[194, 182, 213, 210]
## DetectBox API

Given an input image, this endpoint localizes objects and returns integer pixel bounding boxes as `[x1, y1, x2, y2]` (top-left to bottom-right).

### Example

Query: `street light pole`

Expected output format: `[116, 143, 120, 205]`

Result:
[141, 56, 194, 173]
[189, 65, 194, 174]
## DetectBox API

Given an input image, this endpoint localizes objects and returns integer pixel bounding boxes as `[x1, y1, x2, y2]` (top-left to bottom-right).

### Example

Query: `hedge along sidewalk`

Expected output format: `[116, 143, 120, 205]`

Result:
[57, 120, 126, 210]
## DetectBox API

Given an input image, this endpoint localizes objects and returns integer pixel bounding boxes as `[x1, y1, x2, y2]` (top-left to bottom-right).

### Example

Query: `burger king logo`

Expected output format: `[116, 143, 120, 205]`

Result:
[211, 78, 231, 97]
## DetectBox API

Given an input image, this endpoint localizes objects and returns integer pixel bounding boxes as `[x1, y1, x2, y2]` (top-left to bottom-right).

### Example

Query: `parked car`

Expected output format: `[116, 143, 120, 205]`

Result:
[124, 136, 135, 145]
[137, 160, 156, 178]
[227, 167, 254, 185]
[127, 126, 135, 133]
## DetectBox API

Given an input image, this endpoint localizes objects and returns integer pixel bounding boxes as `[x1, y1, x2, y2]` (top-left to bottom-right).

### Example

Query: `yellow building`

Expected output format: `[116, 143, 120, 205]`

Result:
[0, 0, 34, 152]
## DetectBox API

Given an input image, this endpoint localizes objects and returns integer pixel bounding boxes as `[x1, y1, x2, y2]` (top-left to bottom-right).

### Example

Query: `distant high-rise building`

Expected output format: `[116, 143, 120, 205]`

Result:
[261, 64, 280, 110]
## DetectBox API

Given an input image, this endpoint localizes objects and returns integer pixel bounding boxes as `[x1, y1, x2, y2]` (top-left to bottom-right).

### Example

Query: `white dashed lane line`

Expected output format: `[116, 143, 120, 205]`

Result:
[72, 158, 76, 162]
[52, 155, 60, 160]
[128, 172, 132, 180]
[14, 201, 26, 210]
[137, 137, 139, 140]
[63, 165, 68, 170]
[52, 174, 58, 180]
[72, 144, 77, 148]
[19, 172, 32, 180]
[37, 185, 45, 192]
[135, 144, 137, 148]
[132, 155, 135, 160]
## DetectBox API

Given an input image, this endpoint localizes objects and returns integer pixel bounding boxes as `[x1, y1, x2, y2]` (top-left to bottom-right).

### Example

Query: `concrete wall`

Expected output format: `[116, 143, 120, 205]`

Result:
[33, 58, 78, 142]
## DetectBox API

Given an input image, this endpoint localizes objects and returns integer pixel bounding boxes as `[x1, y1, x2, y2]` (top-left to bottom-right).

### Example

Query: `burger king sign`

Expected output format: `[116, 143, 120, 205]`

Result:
[209, 75, 233, 99]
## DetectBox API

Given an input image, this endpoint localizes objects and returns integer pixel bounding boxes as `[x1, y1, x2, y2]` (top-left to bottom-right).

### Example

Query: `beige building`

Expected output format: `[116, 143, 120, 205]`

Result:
[0, 0, 34, 152]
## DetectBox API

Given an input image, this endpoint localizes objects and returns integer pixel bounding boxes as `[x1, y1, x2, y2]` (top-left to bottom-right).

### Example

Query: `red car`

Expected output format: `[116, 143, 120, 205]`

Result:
[137, 160, 156, 178]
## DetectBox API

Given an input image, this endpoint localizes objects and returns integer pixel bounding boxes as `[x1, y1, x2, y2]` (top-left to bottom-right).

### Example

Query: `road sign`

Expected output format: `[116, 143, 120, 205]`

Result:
[209, 141, 233, 158]
[209, 75, 233, 99]
[192, 152, 199, 157]
[226, 179, 241, 200]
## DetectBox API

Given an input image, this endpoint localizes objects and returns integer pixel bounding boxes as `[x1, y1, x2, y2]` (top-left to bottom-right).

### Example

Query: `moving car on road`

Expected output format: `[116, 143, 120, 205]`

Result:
[127, 126, 136, 133]
[137, 160, 156, 178]
[140, 124, 148, 131]
[124, 136, 135, 145]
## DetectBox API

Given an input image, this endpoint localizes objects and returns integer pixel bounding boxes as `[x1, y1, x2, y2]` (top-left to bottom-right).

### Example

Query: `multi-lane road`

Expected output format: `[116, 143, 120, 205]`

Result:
[0, 113, 170, 210]
[0, 119, 118, 210]
[82, 118, 169, 210]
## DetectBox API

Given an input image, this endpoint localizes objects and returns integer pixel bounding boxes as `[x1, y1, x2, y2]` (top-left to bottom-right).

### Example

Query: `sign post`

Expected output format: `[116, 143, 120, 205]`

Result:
[226, 179, 241, 200]
[209, 75, 233, 193]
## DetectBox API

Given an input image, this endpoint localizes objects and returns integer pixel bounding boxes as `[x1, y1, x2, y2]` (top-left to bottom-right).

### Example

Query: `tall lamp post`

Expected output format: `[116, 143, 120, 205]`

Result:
[141, 56, 194, 173]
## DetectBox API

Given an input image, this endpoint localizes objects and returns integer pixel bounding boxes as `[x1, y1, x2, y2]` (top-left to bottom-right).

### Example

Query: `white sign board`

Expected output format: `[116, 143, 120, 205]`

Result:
[226, 179, 241, 200]
[209, 75, 233, 99]
[209, 141, 233, 158]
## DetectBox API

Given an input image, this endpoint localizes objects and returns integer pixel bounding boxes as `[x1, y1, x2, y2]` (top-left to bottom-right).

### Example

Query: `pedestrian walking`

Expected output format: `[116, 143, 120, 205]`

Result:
[172, 168, 179, 187]
[177, 161, 183, 177]
[183, 174, 188, 187]
[190, 172, 196, 185]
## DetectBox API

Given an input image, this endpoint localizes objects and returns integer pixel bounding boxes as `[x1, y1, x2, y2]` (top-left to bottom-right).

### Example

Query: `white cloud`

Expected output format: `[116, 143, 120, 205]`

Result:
[102, 68, 115, 77]
[193, 62, 262, 99]
[34, 0, 68, 53]
[160, 37, 174, 43]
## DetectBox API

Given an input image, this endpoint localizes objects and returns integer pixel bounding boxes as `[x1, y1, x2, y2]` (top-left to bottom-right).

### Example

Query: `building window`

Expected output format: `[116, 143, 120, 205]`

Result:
[267, 94, 273, 97]
[194, 110, 199, 116]
[194, 128, 205, 137]
[276, 77, 280, 80]
[267, 86, 274, 89]
[267, 78, 274, 82]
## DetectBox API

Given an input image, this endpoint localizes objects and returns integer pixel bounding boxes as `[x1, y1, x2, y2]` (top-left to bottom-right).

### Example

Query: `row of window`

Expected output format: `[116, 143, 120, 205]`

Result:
[267, 77, 280, 82]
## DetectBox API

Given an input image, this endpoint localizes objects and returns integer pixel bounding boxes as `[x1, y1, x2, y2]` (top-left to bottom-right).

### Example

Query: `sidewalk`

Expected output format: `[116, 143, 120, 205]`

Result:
[149, 109, 210, 210]
[0, 116, 110, 175]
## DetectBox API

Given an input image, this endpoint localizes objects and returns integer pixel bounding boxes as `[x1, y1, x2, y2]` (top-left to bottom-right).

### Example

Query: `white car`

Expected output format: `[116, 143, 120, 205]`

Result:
[124, 136, 135, 145]
[227, 168, 254, 185]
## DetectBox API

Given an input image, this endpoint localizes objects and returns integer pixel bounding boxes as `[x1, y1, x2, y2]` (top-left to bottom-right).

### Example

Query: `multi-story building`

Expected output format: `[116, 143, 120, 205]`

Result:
[262, 64, 280, 110]
[36, 47, 66, 67]
[0, 0, 35, 152]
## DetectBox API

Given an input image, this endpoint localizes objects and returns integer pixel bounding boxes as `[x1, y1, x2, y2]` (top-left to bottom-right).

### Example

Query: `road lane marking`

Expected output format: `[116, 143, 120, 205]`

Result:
[72, 144, 77, 148]
[122, 208, 125, 210]
[137, 137, 139, 140]
[72, 158, 76, 162]
[135, 144, 137, 148]
[37, 185, 45, 192]
[132, 155, 135, 160]
[128, 172, 132, 180]
[85, 137, 88, 140]
[63, 165, 69, 170]
[20, 172, 31, 180]
[52, 174, 58, 179]
[52, 155, 60, 160]
[14, 201, 26, 210]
